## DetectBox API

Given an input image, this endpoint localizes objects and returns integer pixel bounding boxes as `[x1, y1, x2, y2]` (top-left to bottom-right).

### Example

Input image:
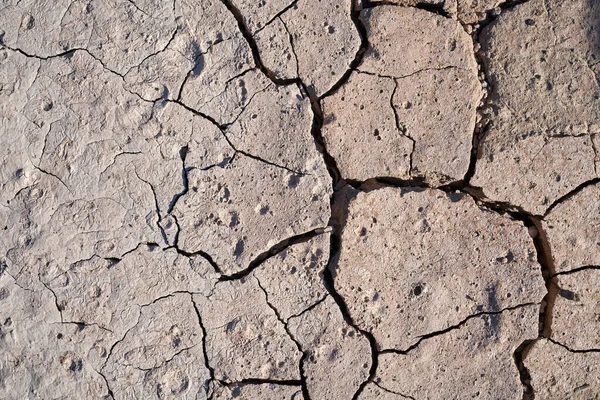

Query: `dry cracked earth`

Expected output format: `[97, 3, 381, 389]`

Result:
[1, 0, 600, 399]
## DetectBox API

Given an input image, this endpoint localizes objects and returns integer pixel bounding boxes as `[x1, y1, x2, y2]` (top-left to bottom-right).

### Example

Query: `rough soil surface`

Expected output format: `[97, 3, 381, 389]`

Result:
[1, 0, 599, 399]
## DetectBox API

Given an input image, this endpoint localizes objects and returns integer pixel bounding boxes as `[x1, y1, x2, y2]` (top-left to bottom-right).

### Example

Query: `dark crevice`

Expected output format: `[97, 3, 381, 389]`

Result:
[380, 302, 538, 355]
[219, 228, 328, 282]
[169, 246, 223, 275]
[529, 219, 558, 338]
[133, 170, 167, 245]
[191, 295, 218, 399]
[255, 276, 311, 399]
[413, 2, 452, 18]
[167, 145, 190, 214]
[513, 339, 536, 400]
[321, 189, 378, 400]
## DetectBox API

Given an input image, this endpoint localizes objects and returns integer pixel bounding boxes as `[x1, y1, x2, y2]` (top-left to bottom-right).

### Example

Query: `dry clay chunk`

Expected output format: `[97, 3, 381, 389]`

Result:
[472, 0, 600, 215]
[193, 277, 302, 382]
[46, 245, 217, 338]
[288, 297, 372, 399]
[552, 270, 600, 351]
[212, 383, 302, 400]
[225, 83, 322, 173]
[102, 293, 210, 399]
[279, 0, 361, 97]
[353, 6, 481, 183]
[333, 188, 545, 350]
[254, 233, 330, 320]
[525, 338, 600, 399]
[0, 0, 176, 74]
[321, 72, 413, 181]
[174, 154, 331, 276]
[374, 305, 539, 400]
[543, 182, 600, 273]
[0, 273, 111, 399]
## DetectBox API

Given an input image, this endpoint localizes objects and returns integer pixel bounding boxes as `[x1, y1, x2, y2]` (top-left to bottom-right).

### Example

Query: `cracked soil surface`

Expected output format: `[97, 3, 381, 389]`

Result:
[1, 0, 600, 399]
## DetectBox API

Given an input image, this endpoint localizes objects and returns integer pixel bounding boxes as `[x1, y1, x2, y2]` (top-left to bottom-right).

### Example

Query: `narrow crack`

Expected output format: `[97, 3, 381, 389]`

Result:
[218, 228, 328, 282]
[318, 0, 369, 100]
[191, 295, 218, 399]
[255, 276, 311, 399]
[374, 381, 416, 400]
[553, 265, 600, 277]
[543, 178, 600, 217]
[548, 337, 600, 353]
[390, 78, 416, 175]
[379, 302, 538, 355]
[254, 0, 300, 35]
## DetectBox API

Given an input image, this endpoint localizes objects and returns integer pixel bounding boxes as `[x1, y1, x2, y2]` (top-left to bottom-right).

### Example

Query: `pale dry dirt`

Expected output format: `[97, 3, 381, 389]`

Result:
[1, 0, 599, 399]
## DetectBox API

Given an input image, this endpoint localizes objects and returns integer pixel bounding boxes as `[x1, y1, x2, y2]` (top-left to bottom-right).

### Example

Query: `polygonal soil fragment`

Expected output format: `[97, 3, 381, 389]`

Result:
[0, 0, 176, 74]
[551, 270, 600, 351]
[254, 17, 298, 81]
[542, 182, 600, 273]
[321, 72, 412, 181]
[212, 382, 302, 400]
[0, 273, 111, 399]
[278, 0, 361, 97]
[254, 233, 330, 320]
[103, 293, 210, 399]
[46, 245, 217, 338]
[174, 154, 331, 275]
[224, 83, 321, 173]
[330, 6, 481, 184]
[472, 0, 600, 215]
[375, 305, 539, 399]
[288, 296, 372, 399]
[333, 188, 545, 350]
[525, 338, 600, 398]
[193, 277, 302, 382]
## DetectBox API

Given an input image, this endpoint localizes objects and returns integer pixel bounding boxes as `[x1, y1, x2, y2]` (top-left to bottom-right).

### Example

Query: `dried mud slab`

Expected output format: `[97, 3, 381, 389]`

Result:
[374, 305, 540, 400]
[472, 0, 600, 215]
[551, 270, 600, 351]
[212, 383, 302, 400]
[333, 188, 545, 350]
[173, 154, 331, 276]
[322, 6, 482, 184]
[543, 182, 600, 274]
[102, 293, 211, 399]
[0, 273, 112, 399]
[193, 277, 302, 382]
[254, 233, 331, 320]
[288, 297, 372, 399]
[525, 338, 600, 398]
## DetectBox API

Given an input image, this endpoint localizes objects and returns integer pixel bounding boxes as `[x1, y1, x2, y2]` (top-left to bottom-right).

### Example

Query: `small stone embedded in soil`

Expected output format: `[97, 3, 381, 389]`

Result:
[333, 187, 545, 350]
